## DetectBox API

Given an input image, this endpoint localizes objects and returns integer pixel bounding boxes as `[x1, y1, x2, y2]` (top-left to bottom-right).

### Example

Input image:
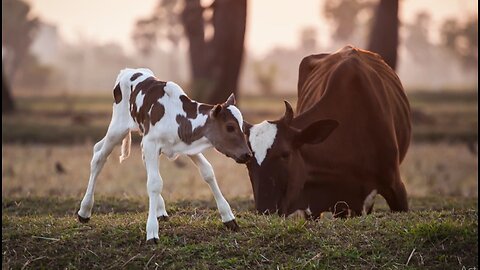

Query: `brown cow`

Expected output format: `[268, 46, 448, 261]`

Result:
[243, 46, 411, 218]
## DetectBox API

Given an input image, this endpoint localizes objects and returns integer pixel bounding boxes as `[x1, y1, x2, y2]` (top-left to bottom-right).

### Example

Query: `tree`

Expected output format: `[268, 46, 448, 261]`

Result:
[404, 11, 434, 64]
[299, 27, 318, 52]
[2, 0, 38, 113]
[253, 62, 277, 95]
[2, 68, 15, 114]
[323, 0, 374, 42]
[367, 0, 399, 70]
[181, 0, 247, 104]
[440, 16, 478, 68]
[133, 0, 247, 104]
[2, 0, 38, 81]
[132, 0, 184, 82]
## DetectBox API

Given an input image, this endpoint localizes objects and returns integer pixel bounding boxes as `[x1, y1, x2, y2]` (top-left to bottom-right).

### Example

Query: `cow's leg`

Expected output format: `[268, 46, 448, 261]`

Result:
[78, 126, 127, 222]
[189, 154, 238, 231]
[381, 171, 409, 212]
[142, 139, 163, 243]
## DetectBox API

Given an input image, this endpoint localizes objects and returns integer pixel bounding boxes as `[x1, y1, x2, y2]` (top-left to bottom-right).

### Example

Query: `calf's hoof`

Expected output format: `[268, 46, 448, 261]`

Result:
[223, 219, 240, 231]
[146, 238, 159, 245]
[157, 215, 169, 222]
[77, 213, 90, 223]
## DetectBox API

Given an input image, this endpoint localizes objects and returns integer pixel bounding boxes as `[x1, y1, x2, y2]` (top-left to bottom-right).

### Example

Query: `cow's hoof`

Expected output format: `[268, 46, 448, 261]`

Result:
[223, 219, 239, 231]
[146, 238, 159, 245]
[157, 215, 169, 222]
[77, 214, 90, 223]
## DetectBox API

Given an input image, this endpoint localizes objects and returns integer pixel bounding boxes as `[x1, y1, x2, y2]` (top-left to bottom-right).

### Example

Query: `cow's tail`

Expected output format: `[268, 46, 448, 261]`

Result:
[119, 131, 131, 163]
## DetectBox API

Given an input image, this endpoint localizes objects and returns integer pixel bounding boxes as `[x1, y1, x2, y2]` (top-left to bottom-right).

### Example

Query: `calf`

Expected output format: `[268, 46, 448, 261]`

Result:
[77, 68, 252, 243]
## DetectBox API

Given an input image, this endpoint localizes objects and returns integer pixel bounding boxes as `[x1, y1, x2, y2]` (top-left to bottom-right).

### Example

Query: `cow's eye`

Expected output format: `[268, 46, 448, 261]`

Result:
[281, 151, 290, 159]
[226, 125, 235, 133]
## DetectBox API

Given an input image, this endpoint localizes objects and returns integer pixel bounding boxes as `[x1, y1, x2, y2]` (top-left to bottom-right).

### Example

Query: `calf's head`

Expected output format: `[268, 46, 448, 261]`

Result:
[244, 101, 338, 215]
[206, 94, 252, 164]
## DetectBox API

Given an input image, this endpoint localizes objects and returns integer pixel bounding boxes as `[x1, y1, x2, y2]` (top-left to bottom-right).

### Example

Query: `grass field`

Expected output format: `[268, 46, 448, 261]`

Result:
[2, 196, 478, 269]
[2, 91, 478, 269]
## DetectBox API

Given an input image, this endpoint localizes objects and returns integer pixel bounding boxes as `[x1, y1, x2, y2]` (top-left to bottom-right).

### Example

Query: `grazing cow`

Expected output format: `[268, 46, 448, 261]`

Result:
[77, 68, 252, 243]
[243, 46, 411, 218]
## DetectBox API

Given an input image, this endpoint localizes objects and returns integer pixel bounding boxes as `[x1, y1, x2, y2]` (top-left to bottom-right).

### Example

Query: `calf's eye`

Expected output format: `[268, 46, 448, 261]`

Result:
[281, 151, 290, 159]
[226, 125, 235, 133]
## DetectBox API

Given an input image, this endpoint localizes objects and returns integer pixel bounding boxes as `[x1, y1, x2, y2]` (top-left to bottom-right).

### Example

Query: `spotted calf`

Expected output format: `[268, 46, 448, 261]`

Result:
[77, 68, 252, 243]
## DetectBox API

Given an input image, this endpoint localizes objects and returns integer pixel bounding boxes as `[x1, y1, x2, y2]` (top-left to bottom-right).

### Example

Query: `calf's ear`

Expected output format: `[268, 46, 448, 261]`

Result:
[225, 93, 236, 106]
[210, 104, 223, 118]
[293, 119, 338, 147]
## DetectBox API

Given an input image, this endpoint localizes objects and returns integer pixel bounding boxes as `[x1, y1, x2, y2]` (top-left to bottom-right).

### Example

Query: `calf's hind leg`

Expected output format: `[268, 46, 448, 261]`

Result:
[142, 140, 166, 243]
[77, 127, 127, 222]
[189, 154, 238, 231]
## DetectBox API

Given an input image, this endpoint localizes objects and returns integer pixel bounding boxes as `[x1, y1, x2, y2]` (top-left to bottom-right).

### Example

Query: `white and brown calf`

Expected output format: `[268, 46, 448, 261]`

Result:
[77, 68, 252, 243]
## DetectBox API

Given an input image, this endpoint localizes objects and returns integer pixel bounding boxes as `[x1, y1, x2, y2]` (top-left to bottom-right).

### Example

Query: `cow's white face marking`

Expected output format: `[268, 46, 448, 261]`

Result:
[249, 121, 277, 165]
[227, 105, 243, 131]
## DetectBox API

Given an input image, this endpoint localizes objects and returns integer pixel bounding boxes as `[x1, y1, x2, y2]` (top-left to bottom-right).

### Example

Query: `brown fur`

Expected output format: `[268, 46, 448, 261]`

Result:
[180, 95, 198, 119]
[129, 77, 166, 134]
[113, 83, 122, 104]
[176, 115, 206, 144]
[246, 46, 411, 217]
[130, 72, 143, 81]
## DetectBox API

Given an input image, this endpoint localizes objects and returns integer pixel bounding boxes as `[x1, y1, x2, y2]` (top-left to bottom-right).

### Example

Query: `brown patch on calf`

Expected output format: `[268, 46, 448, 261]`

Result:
[180, 95, 198, 119]
[113, 83, 122, 104]
[176, 115, 206, 144]
[129, 76, 167, 134]
[130, 72, 143, 81]
[150, 102, 165, 125]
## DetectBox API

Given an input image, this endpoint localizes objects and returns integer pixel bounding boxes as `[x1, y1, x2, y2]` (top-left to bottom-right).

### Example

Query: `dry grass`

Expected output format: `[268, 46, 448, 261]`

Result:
[2, 142, 477, 200]
[2, 144, 252, 201]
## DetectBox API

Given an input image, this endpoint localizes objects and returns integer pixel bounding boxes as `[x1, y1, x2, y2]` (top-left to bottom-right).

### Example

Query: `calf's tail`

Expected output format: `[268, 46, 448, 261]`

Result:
[119, 131, 131, 163]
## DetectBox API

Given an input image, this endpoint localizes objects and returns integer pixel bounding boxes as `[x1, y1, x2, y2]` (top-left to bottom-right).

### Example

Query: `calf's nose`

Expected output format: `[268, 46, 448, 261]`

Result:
[237, 152, 253, 164]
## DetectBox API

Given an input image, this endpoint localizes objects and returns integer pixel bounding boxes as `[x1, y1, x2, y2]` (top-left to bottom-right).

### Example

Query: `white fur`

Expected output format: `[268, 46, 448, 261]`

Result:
[78, 68, 238, 242]
[249, 121, 277, 165]
[227, 105, 244, 131]
[135, 92, 145, 112]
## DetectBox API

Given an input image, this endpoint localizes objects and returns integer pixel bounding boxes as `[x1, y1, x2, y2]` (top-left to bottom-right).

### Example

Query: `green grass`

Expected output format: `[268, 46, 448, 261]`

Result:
[2, 196, 478, 269]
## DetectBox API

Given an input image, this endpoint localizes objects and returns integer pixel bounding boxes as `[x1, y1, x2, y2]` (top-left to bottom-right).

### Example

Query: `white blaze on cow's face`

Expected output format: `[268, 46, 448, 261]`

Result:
[249, 121, 278, 165]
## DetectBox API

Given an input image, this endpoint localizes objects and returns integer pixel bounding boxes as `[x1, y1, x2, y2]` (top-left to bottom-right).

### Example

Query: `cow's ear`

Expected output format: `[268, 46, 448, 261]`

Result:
[210, 104, 223, 118]
[225, 93, 236, 106]
[293, 119, 338, 147]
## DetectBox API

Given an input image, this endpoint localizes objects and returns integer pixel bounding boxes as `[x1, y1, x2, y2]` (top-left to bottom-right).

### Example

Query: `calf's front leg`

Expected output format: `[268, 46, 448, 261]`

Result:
[189, 154, 239, 231]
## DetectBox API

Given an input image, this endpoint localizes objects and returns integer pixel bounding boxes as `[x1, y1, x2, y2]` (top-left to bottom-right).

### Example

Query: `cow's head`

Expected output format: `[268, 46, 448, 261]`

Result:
[206, 94, 253, 164]
[243, 101, 338, 215]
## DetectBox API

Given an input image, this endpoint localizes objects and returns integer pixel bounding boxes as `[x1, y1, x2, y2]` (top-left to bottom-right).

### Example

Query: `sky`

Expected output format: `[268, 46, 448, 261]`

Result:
[25, 0, 478, 57]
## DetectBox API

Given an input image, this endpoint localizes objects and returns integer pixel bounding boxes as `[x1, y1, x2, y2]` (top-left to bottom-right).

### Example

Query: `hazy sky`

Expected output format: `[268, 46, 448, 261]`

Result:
[25, 0, 478, 57]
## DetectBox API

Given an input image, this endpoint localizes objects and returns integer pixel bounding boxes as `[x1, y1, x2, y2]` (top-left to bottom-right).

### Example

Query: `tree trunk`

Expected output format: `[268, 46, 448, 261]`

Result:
[208, 0, 247, 104]
[2, 67, 15, 114]
[181, 0, 211, 101]
[182, 0, 247, 104]
[367, 0, 399, 70]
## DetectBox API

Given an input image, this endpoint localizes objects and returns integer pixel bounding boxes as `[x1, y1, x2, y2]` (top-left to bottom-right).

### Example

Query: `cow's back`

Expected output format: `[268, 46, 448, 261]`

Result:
[294, 46, 411, 163]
